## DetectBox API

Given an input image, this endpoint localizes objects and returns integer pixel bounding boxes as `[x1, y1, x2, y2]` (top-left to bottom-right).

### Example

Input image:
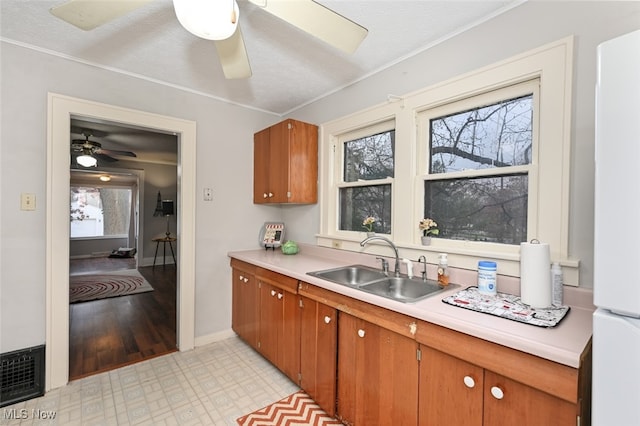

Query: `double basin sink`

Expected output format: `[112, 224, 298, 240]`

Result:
[307, 264, 450, 303]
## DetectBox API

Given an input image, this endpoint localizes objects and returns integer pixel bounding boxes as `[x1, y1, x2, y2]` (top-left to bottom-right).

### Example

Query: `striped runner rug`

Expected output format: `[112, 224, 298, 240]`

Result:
[237, 391, 342, 426]
[69, 269, 153, 303]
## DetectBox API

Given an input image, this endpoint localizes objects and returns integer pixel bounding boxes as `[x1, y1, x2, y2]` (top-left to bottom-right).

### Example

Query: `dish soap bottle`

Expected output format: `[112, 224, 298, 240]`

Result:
[437, 253, 450, 287]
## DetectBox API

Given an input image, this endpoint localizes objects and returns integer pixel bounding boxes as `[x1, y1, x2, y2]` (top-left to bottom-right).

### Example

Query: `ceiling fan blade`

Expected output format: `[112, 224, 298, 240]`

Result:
[214, 27, 252, 79]
[50, 0, 154, 31]
[93, 153, 118, 163]
[249, 0, 368, 54]
[96, 148, 137, 158]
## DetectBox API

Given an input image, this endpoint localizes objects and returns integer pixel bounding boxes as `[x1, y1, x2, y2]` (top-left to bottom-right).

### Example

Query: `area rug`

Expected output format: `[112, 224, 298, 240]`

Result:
[237, 391, 342, 426]
[69, 269, 153, 303]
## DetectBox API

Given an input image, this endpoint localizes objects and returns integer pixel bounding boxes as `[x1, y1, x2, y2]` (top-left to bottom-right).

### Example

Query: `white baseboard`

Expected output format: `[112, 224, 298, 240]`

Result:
[194, 329, 237, 347]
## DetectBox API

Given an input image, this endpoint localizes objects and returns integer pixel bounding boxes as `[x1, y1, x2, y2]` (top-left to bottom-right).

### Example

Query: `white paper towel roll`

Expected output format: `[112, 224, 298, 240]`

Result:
[520, 241, 552, 308]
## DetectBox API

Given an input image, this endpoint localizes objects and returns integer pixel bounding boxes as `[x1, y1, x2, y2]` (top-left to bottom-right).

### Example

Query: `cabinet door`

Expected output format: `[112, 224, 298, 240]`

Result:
[287, 120, 318, 204]
[258, 281, 300, 383]
[337, 312, 419, 426]
[483, 370, 577, 426]
[253, 119, 318, 204]
[259, 281, 280, 365]
[279, 287, 300, 381]
[299, 296, 337, 416]
[419, 346, 483, 426]
[253, 127, 272, 203]
[267, 120, 290, 203]
[231, 268, 259, 350]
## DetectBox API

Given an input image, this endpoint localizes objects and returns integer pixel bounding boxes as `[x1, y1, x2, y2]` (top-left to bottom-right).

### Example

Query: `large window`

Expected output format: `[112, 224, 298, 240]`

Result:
[338, 121, 395, 235]
[318, 38, 575, 284]
[422, 85, 536, 244]
[70, 186, 132, 238]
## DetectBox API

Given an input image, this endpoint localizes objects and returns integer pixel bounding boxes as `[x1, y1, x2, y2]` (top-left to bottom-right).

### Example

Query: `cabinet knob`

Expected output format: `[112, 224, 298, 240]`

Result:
[268, 192, 274, 198]
[357, 329, 365, 338]
[277, 293, 283, 300]
[263, 193, 268, 198]
[270, 290, 276, 297]
[244, 277, 249, 283]
[324, 316, 331, 324]
[463, 376, 475, 388]
[239, 275, 244, 280]
[490, 386, 504, 400]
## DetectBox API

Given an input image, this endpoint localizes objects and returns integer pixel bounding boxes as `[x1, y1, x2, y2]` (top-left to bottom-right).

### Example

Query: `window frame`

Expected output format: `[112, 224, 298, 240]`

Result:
[335, 119, 396, 235]
[317, 37, 578, 285]
[416, 79, 539, 248]
[69, 184, 134, 240]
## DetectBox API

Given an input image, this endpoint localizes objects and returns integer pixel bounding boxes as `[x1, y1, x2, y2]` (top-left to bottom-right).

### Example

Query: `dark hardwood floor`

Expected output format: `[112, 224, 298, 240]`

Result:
[69, 257, 177, 380]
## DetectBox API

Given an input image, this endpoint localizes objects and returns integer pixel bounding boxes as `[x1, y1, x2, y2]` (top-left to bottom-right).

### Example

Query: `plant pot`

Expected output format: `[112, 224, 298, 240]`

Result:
[421, 236, 432, 246]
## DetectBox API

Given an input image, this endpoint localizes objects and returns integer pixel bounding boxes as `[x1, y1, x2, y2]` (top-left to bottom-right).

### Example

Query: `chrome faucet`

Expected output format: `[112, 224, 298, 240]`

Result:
[360, 235, 401, 277]
[418, 255, 427, 281]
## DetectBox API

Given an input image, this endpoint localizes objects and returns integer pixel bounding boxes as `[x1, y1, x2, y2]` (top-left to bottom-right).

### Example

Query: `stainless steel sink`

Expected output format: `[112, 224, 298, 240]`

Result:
[308, 265, 453, 303]
[359, 277, 453, 303]
[307, 265, 387, 287]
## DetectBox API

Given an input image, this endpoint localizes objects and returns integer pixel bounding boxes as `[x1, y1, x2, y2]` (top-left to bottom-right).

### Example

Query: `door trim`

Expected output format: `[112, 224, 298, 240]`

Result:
[46, 93, 196, 390]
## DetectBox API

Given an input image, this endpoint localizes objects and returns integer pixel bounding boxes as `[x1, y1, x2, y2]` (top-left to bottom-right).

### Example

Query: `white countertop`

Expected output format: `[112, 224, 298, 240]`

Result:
[228, 244, 593, 368]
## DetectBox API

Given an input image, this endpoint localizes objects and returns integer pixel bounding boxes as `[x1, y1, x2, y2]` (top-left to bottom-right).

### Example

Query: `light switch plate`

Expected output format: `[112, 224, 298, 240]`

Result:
[21, 193, 36, 210]
[203, 188, 213, 201]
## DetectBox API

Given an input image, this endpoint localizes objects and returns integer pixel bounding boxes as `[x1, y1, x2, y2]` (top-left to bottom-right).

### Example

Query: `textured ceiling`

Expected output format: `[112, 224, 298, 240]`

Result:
[1, 0, 520, 116]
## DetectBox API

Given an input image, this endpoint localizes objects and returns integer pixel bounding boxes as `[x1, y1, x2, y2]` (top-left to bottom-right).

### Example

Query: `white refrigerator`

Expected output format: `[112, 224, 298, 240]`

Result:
[593, 29, 640, 426]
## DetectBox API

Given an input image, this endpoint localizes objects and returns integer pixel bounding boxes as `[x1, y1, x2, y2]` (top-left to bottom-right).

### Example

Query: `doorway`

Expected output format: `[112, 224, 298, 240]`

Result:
[68, 164, 177, 379]
[46, 93, 197, 391]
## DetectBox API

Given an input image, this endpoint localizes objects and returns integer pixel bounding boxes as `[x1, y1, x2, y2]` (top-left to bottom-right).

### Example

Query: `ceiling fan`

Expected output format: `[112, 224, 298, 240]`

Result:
[49, 0, 369, 79]
[71, 131, 137, 167]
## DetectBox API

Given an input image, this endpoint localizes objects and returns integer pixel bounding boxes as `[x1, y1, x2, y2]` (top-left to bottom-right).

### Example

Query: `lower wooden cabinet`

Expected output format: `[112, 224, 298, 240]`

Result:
[231, 261, 300, 383]
[482, 370, 577, 426]
[417, 322, 589, 426]
[231, 260, 259, 350]
[336, 312, 419, 426]
[231, 262, 591, 426]
[257, 275, 300, 383]
[299, 296, 337, 416]
[420, 346, 578, 426]
[419, 345, 483, 426]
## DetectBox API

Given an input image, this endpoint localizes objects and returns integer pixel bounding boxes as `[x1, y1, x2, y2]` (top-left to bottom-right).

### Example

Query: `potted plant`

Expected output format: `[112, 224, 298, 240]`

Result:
[362, 216, 376, 236]
[419, 218, 439, 245]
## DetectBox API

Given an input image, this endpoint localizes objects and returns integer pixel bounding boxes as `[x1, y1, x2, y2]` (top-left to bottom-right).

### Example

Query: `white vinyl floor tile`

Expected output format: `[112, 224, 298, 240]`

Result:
[0, 336, 299, 426]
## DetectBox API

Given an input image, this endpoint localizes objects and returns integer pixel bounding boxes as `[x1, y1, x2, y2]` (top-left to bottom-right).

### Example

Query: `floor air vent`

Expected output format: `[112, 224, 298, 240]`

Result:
[0, 345, 45, 407]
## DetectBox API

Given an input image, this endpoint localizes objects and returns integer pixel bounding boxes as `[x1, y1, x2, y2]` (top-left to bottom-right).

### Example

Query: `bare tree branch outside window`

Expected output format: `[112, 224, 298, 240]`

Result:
[425, 94, 532, 244]
[340, 130, 395, 234]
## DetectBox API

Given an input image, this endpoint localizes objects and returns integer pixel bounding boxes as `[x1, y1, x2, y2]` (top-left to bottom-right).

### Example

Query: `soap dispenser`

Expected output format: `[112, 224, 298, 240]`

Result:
[437, 253, 450, 287]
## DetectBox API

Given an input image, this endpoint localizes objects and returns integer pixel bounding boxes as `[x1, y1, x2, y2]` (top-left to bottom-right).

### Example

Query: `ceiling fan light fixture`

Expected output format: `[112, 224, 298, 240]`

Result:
[77, 154, 97, 168]
[173, 0, 239, 41]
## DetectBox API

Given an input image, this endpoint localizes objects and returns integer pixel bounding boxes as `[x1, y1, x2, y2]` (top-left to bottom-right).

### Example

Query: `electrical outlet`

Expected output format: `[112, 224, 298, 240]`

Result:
[332, 240, 342, 249]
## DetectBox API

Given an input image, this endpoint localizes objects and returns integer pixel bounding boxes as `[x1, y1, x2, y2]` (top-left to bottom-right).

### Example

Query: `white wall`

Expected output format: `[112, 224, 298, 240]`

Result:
[0, 42, 282, 353]
[288, 0, 640, 290]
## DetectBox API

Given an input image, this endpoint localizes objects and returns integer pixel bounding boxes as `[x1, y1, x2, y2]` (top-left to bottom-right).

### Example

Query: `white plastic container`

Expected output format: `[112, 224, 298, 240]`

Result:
[478, 261, 497, 295]
[551, 262, 563, 306]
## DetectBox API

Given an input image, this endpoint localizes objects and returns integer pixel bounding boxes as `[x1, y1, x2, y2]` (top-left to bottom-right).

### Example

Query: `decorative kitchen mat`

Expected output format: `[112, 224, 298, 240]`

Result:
[442, 286, 570, 328]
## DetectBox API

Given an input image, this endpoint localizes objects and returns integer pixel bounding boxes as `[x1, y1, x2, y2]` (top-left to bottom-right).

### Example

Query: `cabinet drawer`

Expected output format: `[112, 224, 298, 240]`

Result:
[256, 267, 298, 293]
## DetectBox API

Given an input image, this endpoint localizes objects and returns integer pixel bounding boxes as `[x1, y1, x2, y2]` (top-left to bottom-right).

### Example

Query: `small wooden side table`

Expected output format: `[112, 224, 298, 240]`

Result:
[152, 236, 177, 267]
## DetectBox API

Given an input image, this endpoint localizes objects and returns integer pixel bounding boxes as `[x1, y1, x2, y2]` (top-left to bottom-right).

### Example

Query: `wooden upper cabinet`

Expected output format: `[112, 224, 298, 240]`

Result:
[253, 119, 318, 204]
